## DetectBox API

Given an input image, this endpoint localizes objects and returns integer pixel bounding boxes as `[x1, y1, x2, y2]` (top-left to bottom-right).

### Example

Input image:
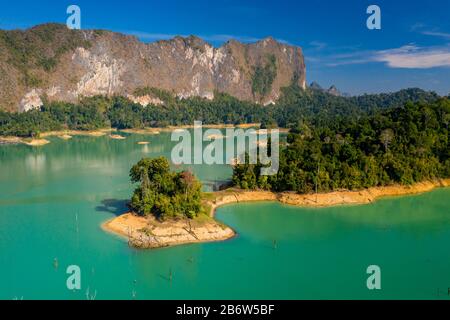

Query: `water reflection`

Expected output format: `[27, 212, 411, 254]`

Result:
[24, 153, 46, 172]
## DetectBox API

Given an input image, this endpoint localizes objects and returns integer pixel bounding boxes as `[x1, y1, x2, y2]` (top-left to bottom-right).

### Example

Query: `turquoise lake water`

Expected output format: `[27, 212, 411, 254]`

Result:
[0, 133, 449, 300]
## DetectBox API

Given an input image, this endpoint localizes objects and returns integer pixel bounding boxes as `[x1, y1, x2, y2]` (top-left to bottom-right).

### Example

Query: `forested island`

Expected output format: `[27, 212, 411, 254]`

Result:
[103, 157, 235, 249]
[129, 157, 204, 219]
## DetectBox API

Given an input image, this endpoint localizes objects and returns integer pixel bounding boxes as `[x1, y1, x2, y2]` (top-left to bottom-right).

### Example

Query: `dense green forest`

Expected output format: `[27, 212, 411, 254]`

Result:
[129, 157, 203, 220]
[0, 86, 441, 137]
[233, 98, 450, 192]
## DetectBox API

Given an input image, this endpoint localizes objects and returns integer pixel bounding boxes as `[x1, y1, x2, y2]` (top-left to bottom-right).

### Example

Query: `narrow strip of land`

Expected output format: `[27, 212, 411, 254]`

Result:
[208, 179, 450, 215]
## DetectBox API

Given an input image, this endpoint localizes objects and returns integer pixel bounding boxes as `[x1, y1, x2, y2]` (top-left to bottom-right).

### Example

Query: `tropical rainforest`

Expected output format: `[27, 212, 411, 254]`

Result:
[0, 86, 441, 137]
[129, 157, 203, 220]
[232, 97, 450, 192]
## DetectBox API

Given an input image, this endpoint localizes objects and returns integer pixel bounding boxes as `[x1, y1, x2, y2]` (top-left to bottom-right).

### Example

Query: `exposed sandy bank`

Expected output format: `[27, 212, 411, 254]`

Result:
[208, 179, 450, 215]
[278, 180, 450, 207]
[0, 136, 50, 146]
[41, 129, 113, 138]
[109, 134, 126, 140]
[1, 124, 290, 144]
[120, 128, 161, 135]
[0, 137, 22, 145]
[23, 139, 50, 146]
[122, 123, 261, 134]
[102, 213, 235, 249]
[0, 130, 115, 146]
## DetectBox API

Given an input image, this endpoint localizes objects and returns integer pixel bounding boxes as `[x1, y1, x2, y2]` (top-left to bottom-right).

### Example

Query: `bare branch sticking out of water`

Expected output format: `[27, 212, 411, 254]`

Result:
[86, 287, 97, 300]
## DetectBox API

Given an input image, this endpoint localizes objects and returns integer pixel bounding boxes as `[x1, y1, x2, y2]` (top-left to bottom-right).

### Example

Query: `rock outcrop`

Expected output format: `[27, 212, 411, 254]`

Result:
[0, 24, 306, 112]
[309, 82, 342, 96]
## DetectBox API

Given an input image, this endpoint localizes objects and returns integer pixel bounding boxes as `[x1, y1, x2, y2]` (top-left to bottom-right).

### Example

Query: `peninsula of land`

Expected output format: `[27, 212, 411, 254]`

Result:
[103, 179, 450, 249]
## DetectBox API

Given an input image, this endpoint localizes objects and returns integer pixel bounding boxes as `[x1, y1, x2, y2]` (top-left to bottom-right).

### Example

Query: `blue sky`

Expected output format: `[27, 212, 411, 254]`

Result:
[0, 0, 449, 95]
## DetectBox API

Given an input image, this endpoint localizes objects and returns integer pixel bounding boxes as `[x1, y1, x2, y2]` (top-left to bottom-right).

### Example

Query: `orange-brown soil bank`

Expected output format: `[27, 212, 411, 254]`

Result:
[102, 214, 235, 249]
[209, 179, 450, 215]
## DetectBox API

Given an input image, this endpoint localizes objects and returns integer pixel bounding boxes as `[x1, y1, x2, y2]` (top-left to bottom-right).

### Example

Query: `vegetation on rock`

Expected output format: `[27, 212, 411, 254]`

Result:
[252, 54, 277, 98]
[0, 23, 92, 80]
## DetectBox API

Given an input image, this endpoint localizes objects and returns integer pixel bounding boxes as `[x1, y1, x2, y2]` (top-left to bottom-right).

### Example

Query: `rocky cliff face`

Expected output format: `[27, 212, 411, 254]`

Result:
[0, 24, 306, 112]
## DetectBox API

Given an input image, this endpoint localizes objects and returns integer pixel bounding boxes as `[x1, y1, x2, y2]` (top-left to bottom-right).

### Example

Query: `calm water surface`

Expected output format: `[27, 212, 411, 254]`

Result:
[0, 133, 449, 299]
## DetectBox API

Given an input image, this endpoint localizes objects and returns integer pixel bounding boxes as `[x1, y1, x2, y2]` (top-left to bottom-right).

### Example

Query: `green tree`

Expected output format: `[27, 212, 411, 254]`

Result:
[129, 157, 203, 220]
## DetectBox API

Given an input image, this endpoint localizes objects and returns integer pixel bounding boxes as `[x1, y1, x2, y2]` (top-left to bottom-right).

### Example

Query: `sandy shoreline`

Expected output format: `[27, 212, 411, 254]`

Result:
[109, 134, 126, 140]
[103, 179, 450, 250]
[0, 137, 51, 146]
[41, 129, 114, 138]
[207, 179, 450, 216]
[102, 213, 235, 249]
[0, 129, 114, 145]
[120, 123, 267, 134]
[0, 123, 284, 146]
[23, 139, 50, 146]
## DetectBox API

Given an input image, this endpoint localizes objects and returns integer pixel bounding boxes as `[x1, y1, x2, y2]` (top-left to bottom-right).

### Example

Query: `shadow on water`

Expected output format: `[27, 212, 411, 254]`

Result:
[96, 199, 129, 216]
[203, 179, 232, 191]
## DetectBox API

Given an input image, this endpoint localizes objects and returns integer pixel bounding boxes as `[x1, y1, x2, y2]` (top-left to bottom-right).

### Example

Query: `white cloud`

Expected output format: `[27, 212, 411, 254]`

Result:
[374, 45, 450, 69]
[325, 45, 450, 69]
[421, 31, 450, 40]
[410, 23, 425, 32]
[320, 24, 450, 69]
[409, 22, 450, 39]
[308, 41, 327, 51]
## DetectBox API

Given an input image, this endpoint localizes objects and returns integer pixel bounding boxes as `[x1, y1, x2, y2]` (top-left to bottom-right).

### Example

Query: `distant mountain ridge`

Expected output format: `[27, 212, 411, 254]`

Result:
[0, 23, 306, 112]
[309, 81, 347, 97]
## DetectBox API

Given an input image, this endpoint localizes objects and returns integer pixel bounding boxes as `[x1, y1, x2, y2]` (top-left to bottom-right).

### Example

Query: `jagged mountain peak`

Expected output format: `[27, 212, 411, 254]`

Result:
[310, 81, 323, 90]
[309, 82, 342, 96]
[327, 85, 341, 96]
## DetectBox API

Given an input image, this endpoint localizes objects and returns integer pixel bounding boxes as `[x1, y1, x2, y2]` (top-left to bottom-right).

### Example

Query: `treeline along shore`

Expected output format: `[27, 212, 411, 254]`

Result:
[0, 86, 443, 139]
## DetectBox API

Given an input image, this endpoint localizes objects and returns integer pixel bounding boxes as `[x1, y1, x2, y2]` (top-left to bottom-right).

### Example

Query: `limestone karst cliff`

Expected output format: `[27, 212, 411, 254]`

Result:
[0, 24, 306, 112]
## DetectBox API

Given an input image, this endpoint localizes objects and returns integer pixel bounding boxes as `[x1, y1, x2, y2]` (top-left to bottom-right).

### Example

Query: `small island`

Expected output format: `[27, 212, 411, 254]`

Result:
[102, 157, 235, 249]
